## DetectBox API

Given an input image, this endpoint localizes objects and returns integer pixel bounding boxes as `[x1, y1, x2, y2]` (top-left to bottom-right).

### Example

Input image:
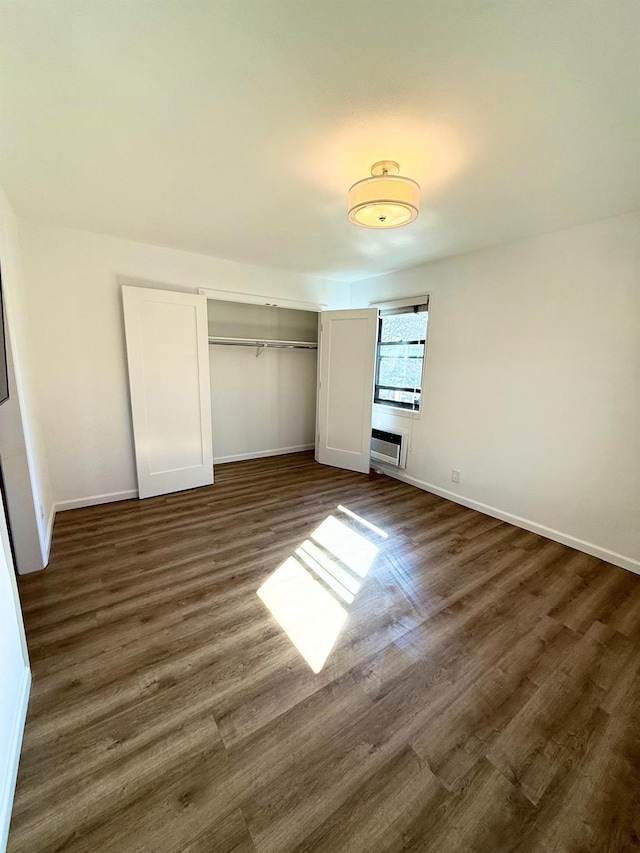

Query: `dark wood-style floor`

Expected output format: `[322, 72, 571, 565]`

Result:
[8, 452, 640, 852]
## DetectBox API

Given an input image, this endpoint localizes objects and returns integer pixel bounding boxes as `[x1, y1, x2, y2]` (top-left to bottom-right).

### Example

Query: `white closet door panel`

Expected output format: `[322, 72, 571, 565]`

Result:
[317, 308, 377, 473]
[123, 286, 213, 499]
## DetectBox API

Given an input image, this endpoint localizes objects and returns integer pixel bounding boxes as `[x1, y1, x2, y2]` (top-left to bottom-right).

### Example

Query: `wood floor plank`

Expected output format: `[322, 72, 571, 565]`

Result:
[8, 451, 640, 852]
[179, 808, 256, 853]
[287, 747, 446, 853]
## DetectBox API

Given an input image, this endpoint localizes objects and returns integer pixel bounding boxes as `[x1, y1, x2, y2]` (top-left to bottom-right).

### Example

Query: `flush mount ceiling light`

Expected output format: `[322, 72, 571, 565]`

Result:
[348, 161, 420, 229]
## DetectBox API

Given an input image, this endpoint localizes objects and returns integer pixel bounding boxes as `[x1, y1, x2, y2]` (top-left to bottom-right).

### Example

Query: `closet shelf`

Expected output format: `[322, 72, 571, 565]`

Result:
[208, 336, 317, 351]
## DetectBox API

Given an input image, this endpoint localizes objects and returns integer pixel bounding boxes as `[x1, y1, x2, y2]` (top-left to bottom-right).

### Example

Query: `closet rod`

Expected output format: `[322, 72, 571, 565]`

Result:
[208, 336, 317, 350]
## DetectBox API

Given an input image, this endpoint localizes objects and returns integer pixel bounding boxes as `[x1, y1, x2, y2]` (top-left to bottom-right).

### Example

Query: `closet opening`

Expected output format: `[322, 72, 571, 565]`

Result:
[206, 298, 319, 469]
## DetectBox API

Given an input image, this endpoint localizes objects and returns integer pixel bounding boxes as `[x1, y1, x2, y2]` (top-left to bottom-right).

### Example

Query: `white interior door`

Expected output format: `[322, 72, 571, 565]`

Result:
[0, 488, 30, 851]
[317, 308, 378, 473]
[122, 286, 213, 499]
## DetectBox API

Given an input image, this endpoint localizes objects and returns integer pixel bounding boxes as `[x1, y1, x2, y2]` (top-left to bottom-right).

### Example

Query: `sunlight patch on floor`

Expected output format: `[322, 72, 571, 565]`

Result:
[257, 556, 348, 673]
[257, 506, 385, 673]
[296, 541, 357, 604]
[337, 504, 388, 539]
[311, 515, 378, 578]
[299, 537, 361, 595]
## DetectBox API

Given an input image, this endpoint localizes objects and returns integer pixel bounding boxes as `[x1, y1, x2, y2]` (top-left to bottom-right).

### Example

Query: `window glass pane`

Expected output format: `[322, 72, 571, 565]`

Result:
[376, 388, 420, 408]
[376, 308, 428, 410]
[378, 355, 423, 389]
[380, 311, 428, 342]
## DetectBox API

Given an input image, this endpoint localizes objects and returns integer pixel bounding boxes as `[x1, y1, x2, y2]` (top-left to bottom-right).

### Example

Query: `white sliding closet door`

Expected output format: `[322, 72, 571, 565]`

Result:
[122, 286, 213, 499]
[317, 308, 378, 473]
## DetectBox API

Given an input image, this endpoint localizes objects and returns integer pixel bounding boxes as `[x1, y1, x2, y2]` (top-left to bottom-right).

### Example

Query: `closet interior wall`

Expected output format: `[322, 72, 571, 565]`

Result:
[207, 300, 318, 465]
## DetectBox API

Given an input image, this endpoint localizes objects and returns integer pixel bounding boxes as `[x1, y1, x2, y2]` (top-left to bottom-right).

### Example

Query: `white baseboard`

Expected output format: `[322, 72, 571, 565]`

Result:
[0, 667, 30, 852]
[377, 465, 640, 576]
[22, 503, 56, 574]
[56, 489, 138, 513]
[214, 444, 315, 465]
[43, 503, 55, 563]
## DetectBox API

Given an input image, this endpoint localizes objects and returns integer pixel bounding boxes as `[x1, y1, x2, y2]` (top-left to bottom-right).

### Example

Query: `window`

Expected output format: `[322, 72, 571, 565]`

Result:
[374, 303, 428, 411]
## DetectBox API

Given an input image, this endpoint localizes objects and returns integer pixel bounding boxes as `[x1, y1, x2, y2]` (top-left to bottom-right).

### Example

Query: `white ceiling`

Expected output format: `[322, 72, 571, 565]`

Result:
[0, 1, 638, 282]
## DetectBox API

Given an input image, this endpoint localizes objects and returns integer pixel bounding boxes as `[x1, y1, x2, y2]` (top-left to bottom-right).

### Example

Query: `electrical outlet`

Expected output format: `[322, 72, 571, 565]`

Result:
[451, 469, 460, 484]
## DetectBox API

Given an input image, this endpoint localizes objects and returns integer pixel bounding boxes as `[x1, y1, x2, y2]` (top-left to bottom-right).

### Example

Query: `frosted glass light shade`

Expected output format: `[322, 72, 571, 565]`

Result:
[348, 164, 420, 229]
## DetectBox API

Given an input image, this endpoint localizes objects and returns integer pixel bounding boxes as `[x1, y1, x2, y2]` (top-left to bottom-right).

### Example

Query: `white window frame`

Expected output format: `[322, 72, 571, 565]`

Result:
[370, 295, 430, 419]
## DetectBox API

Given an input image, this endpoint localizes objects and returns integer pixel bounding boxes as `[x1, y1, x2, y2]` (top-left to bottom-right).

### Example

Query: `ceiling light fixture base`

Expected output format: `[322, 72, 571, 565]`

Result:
[370, 160, 400, 177]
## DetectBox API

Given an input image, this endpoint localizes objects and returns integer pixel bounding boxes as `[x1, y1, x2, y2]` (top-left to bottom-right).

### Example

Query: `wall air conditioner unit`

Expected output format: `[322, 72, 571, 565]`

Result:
[371, 428, 407, 469]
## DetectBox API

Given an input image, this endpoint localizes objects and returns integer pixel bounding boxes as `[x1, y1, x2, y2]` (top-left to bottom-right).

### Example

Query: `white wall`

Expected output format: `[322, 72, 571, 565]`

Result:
[0, 329, 44, 574]
[0, 482, 30, 850]
[352, 213, 640, 570]
[0, 187, 53, 573]
[208, 300, 318, 462]
[19, 223, 347, 508]
[210, 347, 317, 463]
